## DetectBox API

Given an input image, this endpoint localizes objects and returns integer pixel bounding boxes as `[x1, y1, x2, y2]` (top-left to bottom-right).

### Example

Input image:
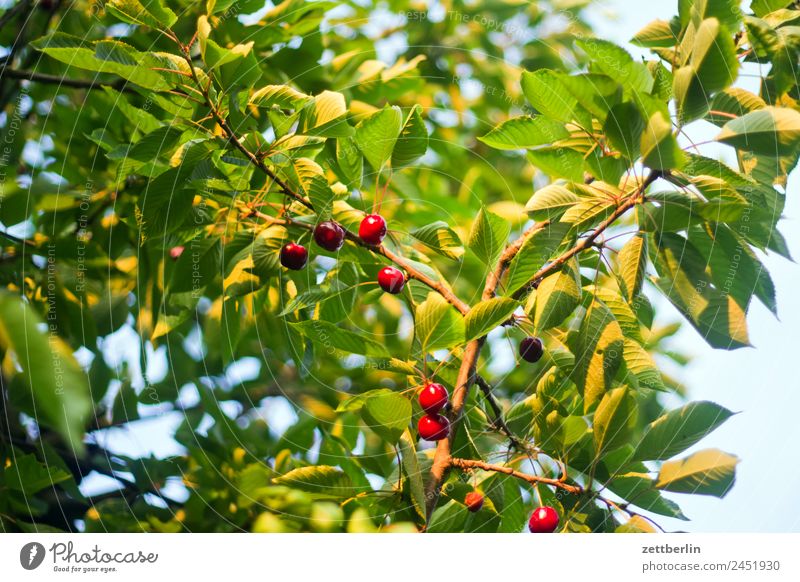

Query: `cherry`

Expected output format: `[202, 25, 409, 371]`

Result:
[169, 246, 184, 261]
[378, 266, 406, 294]
[418, 383, 448, 414]
[359, 214, 387, 246]
[528, 506, 559, 533]
[417, 414, 450, 441]
[313, 220, 345, 252]
[519, 336, 544, 363]
[280, 242, 308, 270]
[464, 491, 484, 513]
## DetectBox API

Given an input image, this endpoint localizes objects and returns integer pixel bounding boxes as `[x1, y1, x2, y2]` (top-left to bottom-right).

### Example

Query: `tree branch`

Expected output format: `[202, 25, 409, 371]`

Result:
[449, 457, 583, 494]
[0, 68, 135, 92]
[511, 171, 661, 300]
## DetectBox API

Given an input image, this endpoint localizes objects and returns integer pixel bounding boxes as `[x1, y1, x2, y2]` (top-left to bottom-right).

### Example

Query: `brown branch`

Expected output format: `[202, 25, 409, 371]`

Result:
[449, 457, 583, 494]
[511, 170, 662, 301]
[0, 68, 135, 92]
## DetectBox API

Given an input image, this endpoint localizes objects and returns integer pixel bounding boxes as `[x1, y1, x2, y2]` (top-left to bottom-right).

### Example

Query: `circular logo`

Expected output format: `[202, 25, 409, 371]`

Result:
[19, 542, 46, 570]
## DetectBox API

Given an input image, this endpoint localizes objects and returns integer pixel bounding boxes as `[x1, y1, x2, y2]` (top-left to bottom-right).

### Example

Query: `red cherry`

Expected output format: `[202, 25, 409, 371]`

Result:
[169, 246, 184, 261]
[417, 414, 450, 441]
[519, 336, 544, 363]
[418, 383, 448, 414]
[280, 243, 308, 270]
[528, 506, 559, 533]
[313, 221, 345, 252]
[359, 214, 387, 246]
[464, 491, 484, 513]
[377, 266, 405, 294]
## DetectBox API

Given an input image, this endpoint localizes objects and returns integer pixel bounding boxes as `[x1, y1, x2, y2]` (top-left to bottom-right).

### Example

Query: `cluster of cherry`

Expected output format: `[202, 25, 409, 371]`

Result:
[280, 214, 405, 294]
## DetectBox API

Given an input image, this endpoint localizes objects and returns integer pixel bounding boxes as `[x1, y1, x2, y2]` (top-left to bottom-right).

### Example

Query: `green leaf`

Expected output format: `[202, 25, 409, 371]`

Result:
[464, 297, 520, 342]
[525, 184, 579, 221]
[751, 0, 790, 18]
[32, 33, 169, 91]
[631, 18, 680, 48]
[302, 90, 353, 137]
[273, 465, 354, 498]
[641, 108, 686, 170]
[354, 105, 403, 170]
[604, 102, 645, 160]
[505, 222, 571, 295]
[478, 116, 568, 150]
[290, 320, 389, 356]
[6, 454, 72, 494]
[573, 299, 625, 412]
[468, 207, 510, 266]
[621, 338, 665, 391]
[249, 84, 310, 109]
[360, 392, 412, 444]
[674, 18, 739, 123]
[655, 449, 739, 497]
[560, 73, 622, 122]
[415, 292, 465, 353]
[391, 105, 428, 167]
[529, 258, 580, 332]
[521, 69, 576, 121]
[335, 137, 363, 188]
[398, 430, 426, 521]
[576, 38, 653, 93]
[527, 147, 587, 182]
[0, 292, 91, 454]
[650, 232, 750, 349]
[635, 401, 735, 461]
[716, 106, 800, 156]
[706, 88, 766, 126]
[607, 473, 688, 520]
[593, 387, 637, 457]
[410, 221, 464, 260]
[617, 232, 648, 300]
[105, 0, 177, 28]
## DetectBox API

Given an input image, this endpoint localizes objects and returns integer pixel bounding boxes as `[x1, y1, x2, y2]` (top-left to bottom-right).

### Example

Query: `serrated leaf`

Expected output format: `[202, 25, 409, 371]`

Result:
[360, 392, 412, 444]
[273, 465, 354, 497]
[617, 233, 648, 300]
[290, 320, 389, 356]
[415, 292, 465, 353]
[468, 207, 510, 266]
[593, 387, 637, 457]
[604, 102, 645, 161]
[410, 221, 464, 260]
[521, 69, 576, 121]
[621, 338, 665, 391]
[655, 449, 739, 497]
[635, 401, 735, 461]
[631, 18, 680, 48]
[464, 297, 519, 342]
[354, 105, 403, 170]
[530, 258, 580, 331]
[505, 222, 571, 295]
[574, 299, 625, 412]
[250, 84, 310, 109]
[105, 0, 177, 28]
[716, 106, 800, 156]
[391, 105, 428, 167]
[302, 90, 353, 137]
[525, 184, 579, 221]
[577, 38, 654, 93]
[607, 473, 688, 520]
[478, 116, 568, 150]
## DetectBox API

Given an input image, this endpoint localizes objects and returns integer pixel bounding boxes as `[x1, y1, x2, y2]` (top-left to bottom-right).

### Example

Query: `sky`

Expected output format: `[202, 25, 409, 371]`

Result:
[589, 0, 800, 532]
[78, 0, 800, 532]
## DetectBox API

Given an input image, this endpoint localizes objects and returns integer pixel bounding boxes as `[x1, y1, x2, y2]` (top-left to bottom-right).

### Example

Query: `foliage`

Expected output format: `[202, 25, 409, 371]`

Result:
[0, 0, 797, 533]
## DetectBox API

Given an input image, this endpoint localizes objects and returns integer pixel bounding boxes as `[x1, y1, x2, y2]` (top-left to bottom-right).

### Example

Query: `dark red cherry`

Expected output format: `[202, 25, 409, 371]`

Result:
[280, 243, 308, 270]
[359, 214, 387, 246]
[417, 414, 450, 441]
[528, 506, 559, 533]
[519, 336, 544, 363]
[418, 383, 448, 414]
[313, 221, 345, 252]
[377, 266, 405, 294]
